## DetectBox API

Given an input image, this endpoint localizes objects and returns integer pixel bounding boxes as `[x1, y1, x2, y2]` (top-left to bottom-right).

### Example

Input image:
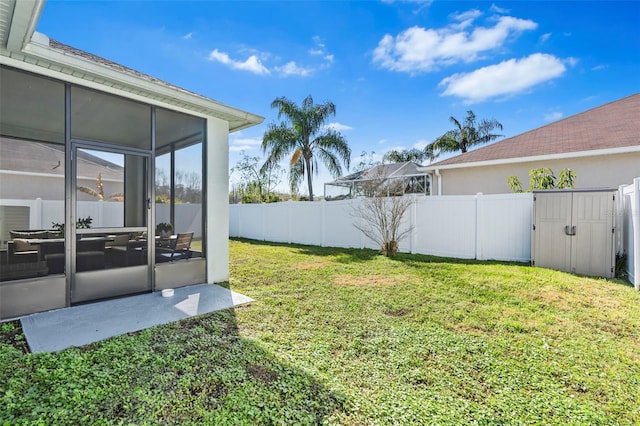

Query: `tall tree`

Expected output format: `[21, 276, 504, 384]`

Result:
[262, 95, 351, 201]
[426, 110, 503, 158]
[230, 152, 283, 203]
[383, 148, 432, 164]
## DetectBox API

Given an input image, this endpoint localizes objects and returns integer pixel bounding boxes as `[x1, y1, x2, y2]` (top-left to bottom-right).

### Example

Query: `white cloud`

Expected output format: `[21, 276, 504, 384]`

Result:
[208, 36, 333, 78]
[592, 64, 608, 71]
[309, 36, 335, 65]
[183, 32, 193, 40]
[412, 139, 429, 150]
[325, 122, 353, 132]
[208, 49, 270, 75]
[439, 53, 566, 103]
[373, 15, 537, 73]
[539, 32, 551, 43]
[490, 3, 510, 14]
[449, 9, 482, 30]
[544, 111, 563, 121]
[229, 136, 262, 152]
[275, 61, 314, 77]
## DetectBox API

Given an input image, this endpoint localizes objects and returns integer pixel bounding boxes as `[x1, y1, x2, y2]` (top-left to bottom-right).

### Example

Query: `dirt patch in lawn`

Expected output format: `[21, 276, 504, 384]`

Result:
[334, 274, 404, 288]
[295, 260, 331, 270]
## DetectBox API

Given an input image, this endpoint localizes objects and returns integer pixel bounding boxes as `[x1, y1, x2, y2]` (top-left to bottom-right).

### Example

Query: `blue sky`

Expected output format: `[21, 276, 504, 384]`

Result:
[37, 1, 640, 195]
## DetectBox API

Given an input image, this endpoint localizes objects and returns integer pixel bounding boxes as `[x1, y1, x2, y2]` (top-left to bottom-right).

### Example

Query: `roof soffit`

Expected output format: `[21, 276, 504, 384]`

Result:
[2, 0, 44, 52]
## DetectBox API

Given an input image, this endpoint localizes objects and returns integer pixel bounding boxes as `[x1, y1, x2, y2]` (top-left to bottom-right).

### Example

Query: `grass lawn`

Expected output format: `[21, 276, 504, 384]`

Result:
[1, 238, 639, 424]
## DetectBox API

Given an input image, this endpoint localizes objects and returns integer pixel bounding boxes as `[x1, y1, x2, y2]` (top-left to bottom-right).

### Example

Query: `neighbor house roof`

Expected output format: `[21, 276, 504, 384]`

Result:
[0, 1, 263, 132]
[328, 162, 425, 185]
[0, 137, 123, 182]
[421, 93, 640, 171]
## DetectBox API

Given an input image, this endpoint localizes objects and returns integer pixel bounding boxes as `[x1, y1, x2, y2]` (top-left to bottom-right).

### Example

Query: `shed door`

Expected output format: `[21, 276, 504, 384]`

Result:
[533, 192, 572, 272]
[571, 192, 614, 277]
[533, 191, 615, 278]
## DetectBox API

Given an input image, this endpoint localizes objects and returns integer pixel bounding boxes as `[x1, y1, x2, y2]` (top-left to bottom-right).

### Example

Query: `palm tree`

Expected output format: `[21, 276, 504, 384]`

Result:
[262, 95, 351, 201]
[426, 110, 503, 158]
[77, 173, 124, 201]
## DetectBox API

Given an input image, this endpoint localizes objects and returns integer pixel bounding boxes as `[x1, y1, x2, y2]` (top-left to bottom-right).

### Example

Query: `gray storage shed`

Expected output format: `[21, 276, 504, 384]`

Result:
[532, 189, 616, 278]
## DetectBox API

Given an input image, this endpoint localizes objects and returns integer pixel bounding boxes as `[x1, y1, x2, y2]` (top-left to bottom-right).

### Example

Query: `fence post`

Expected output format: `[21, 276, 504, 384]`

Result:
[633, 178, 640, 291]
[321, 199, 326, 247]
[287, 200, 292, 244]
[260, 203, 266, 241]
[475, 193, 482, 260]
[410, 195, 417, 254]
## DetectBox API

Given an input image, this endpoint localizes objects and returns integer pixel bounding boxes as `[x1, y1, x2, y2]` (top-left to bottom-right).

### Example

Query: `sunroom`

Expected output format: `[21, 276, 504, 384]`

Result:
[0, 2, 263, 319]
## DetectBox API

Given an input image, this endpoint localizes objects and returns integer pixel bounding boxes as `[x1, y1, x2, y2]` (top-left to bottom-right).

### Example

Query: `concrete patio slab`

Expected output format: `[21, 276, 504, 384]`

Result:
[21, 283, 254, 353]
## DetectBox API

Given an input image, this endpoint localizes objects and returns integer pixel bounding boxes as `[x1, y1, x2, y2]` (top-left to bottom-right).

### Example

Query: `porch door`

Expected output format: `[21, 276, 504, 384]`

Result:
[71, 144, 153, 303]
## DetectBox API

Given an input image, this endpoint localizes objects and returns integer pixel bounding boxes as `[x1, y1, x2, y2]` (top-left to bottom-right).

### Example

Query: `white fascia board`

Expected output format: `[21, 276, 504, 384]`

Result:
[6, 0, 45, 52]
[13, 39, 263, 131]
[418, 145, 640, 172]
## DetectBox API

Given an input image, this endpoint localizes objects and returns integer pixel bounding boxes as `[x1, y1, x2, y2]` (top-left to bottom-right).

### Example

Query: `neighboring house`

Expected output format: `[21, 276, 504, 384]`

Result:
[420, 94, 640, 195]
[0, 140, 124, 201]
[324, 161, 430, 200]
[0, 1, 263, 318]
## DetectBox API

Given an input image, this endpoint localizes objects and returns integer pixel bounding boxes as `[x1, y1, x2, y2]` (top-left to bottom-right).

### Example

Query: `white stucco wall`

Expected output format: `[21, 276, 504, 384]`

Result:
[206, 117, 230, 284]
[431, 152, 640, 195]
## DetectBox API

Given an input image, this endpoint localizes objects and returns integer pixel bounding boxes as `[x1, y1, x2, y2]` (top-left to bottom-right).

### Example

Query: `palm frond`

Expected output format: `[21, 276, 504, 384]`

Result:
[290, 148, 302, 166]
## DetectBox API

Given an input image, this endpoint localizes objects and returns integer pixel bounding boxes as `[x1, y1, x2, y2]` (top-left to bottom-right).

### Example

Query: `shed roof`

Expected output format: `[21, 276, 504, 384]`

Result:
[422, 93, 640, 170]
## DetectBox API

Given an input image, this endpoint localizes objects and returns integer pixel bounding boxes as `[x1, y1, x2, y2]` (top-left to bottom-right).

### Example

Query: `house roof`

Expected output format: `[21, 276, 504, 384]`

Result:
[0, 1, 264, 132]
[422, 93, 640, 170]
[0, 137, 123, 181]
[328, 162, 424, 184]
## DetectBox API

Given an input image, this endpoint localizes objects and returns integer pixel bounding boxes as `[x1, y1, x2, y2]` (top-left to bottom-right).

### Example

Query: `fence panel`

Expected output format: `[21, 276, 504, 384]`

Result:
[413, 196, 477, 259]
[621, 178, 640, 289]
[322, 199, 362, 248]
[289, 202, 323, 246]
[237, 204, 264, 241]
[229, 204, 239, 237]
[263, 202, 291, 243]
[477, 193, 533, 262]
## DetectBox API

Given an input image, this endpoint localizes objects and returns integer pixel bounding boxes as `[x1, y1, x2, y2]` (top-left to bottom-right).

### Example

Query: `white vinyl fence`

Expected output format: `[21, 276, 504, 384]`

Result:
[230, 193, 534, 262]
[620, 178, 640, 290]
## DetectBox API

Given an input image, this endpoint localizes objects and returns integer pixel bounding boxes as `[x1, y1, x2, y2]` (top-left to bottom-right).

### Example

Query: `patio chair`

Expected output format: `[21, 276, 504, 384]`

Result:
[106, 234, 145, 267]
[155, 232, 193, 263]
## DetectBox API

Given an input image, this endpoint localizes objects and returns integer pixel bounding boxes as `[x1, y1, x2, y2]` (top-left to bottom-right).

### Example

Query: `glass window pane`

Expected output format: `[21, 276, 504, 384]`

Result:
[155, 107, 205, 259]
[71, 86, 151, 149]
[76, 149, 125, 228]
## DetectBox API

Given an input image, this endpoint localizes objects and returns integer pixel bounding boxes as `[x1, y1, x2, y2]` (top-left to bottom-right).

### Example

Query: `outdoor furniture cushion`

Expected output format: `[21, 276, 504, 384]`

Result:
[13, 238, 35, 252]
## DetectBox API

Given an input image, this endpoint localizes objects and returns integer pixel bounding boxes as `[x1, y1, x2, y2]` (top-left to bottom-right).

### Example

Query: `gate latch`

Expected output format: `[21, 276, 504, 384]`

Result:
[564, 225, 577, 236]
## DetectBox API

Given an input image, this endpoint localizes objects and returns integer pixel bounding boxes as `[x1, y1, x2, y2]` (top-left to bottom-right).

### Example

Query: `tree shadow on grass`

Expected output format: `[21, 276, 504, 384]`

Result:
[231, 237, 379, 263]
[390, 251, 530, 268]
[0, 304, 347, 424]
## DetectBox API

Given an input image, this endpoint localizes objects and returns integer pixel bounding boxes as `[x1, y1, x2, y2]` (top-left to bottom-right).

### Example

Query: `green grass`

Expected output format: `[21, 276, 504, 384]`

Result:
[1, 238, 639, 424]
